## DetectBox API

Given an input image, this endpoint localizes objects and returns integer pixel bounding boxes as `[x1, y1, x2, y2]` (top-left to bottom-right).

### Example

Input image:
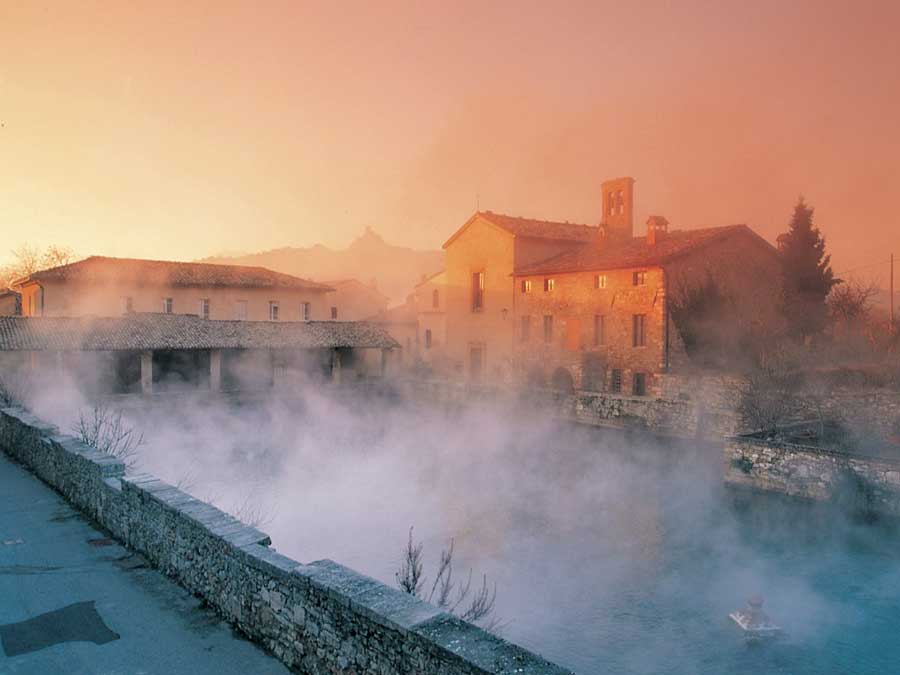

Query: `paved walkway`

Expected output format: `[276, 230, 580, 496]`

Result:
[0, 453, 290, 675]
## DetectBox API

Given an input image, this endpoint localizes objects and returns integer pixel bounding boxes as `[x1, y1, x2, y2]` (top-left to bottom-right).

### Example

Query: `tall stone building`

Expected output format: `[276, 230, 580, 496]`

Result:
[441, 177, 781, 393]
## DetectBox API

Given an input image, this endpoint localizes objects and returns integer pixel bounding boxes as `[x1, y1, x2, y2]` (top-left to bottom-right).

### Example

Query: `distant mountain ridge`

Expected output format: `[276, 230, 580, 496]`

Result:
[198, 227, 444, 303]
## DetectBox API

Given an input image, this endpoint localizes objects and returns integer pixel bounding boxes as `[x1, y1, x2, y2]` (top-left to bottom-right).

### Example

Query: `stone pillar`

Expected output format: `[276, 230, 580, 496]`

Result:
[331, 349, 342, 385]
[380, 348, 390, 377]
[140, 350, 153, 395]
[209, 349, 222, 392]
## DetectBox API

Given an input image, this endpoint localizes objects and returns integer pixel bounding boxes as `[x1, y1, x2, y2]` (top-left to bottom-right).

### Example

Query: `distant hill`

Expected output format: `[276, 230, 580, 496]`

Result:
[199, 227, 444, 303]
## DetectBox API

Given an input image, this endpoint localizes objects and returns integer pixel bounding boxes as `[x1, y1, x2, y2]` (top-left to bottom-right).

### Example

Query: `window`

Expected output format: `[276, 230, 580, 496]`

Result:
[594, 274, 607, 289]
[611, 369, 623, 393]
[432, 289, 440, 308]
[162, 297, 173, 314]
[269, 301, 279, 321]
[594, 315, 605, 346]
[633, 314, 646, 347]
[633, 372, 647, 396]
[472, 271, 484, 311]
[543, 315, 553, 343]
[121, 296, 133, 314]
[331, 306, 338, 320]
[618, 190, 625, 215]
[425, 329, 433, 349]
[543, 278, 555, 292]
[521, 279, 532, 294]
[199, 298, 210, 320]
[235, 300, 248, 321]
[301, 302, 311, 321]
[633, 271, 647, 286]
[520, 315, 531, 342]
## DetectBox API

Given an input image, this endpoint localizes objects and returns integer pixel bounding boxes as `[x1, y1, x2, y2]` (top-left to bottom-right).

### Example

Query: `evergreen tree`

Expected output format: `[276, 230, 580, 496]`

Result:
[776, 197, 837, 342]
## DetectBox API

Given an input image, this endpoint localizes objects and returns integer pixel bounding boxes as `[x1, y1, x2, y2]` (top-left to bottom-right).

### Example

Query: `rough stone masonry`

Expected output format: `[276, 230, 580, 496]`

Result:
[0, 406, 572, 675]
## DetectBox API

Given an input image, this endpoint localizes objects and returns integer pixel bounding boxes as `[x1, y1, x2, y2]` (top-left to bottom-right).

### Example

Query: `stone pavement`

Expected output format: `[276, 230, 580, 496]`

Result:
[0, 452, 290, 675]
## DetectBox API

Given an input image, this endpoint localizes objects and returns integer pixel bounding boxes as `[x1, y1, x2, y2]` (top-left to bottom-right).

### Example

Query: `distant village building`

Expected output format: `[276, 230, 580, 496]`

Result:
[323, 278, 390, 321]
[13, 256, 333, 321]
[0, 290, 21, 317]
[440, 177, 781, 393]
[413, 270, 447, 369]
[368, 300, 418, 370]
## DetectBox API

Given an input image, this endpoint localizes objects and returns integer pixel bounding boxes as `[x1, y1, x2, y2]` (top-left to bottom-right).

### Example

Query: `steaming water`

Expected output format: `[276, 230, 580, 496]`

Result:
[45, 390, 900, 674]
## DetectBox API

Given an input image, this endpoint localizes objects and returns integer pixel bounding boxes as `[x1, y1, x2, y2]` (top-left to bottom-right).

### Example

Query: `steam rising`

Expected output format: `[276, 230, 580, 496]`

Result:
[18, 374, 900, 674]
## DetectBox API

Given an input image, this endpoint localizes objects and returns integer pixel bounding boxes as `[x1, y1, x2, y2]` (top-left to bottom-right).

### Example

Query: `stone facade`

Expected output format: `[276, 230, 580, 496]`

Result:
[442, 214, 597, 381]
[0, 406, 571, 675]
[725, 431, 900, 516]
[513, 266, 667, 395]
[512, 228, 782, 396]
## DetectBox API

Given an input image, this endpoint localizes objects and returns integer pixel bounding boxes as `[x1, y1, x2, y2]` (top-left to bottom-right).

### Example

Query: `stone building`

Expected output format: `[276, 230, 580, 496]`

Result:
[322, 278, 390, 321]
[0, 313, 398, 397]
[13, 256, 333, 322]
[514, 219, 780, 395]
[413, 270, 447, 370]
[441, 177, 781, 392]
[368, 300, 419, 369]
[441, 205, 602, 380]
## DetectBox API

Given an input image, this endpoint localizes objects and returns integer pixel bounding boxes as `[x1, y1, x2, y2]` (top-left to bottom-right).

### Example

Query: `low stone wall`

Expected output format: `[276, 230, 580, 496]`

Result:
[0, 406, 571, 675]
[724, 432, 900, 516]
[387, 378, 737, 440]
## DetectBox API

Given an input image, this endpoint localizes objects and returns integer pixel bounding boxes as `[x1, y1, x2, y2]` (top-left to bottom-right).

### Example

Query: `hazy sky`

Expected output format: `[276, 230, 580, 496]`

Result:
[2, 1, 898, 282]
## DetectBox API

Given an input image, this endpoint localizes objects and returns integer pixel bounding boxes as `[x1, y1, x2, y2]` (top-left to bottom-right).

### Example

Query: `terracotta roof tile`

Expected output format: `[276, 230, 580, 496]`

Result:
[478, 211, 599, 242]
[0, 314, 398, 351]
[514, 224, 773, 275]
[16, 256, 332, 292]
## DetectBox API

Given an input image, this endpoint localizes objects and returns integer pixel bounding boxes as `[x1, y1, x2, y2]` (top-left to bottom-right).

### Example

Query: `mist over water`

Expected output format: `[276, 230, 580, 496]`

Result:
[26, 384, 900, 674]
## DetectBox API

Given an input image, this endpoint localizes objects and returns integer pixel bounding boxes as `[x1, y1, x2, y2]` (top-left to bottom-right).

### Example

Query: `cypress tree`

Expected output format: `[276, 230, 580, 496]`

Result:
[777, 197, 838, 342]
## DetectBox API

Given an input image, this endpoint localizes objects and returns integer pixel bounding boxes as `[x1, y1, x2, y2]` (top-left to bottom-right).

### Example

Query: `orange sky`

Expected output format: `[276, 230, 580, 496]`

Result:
[1, 1, 898, 284]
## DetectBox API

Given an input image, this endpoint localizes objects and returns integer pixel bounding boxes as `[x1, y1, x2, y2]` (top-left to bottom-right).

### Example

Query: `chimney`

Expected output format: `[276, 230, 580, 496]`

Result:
[646, 216, 669, 246]
[601, 177, 635, 240]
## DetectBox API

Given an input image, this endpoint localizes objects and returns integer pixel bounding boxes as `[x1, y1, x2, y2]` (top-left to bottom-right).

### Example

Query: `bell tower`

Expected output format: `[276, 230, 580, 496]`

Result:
[601, 177, 635, 240]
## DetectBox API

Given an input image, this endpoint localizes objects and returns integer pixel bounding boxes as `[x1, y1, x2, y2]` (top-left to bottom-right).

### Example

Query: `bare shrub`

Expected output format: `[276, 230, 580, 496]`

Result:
[74, 403, 144, 466]
[2, 244, 74, 289]
[736, 348, 803, 434]
[396, 528, 499, 631]
[229, 495, 273, 530]
[174, 470, 199, 494]
[396, 526, 425, 596]
[828, 278, 879, 326]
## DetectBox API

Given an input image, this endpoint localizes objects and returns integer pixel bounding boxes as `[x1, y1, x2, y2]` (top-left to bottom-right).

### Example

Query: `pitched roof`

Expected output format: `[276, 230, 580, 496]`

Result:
[0, 314, 398, 352]
[414, 269, 445, 288]
[367, 302, 417, 325]
[514, 224, 773, 275]
[321, 278, 391, 301]
[15, 256, 333, 292]
[443, 211, 598, 248]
